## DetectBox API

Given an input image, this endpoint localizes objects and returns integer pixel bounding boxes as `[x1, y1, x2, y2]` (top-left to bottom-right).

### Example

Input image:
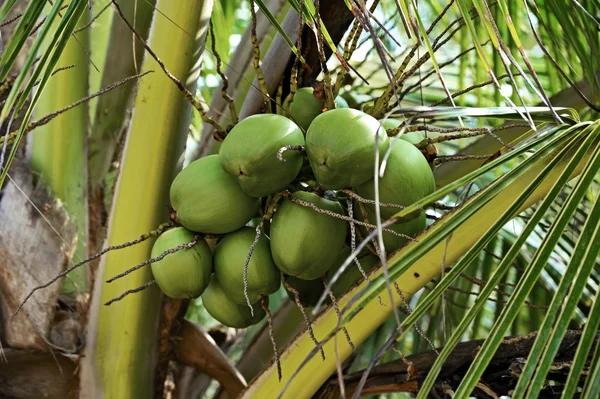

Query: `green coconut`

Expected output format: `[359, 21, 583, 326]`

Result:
[328, 247, 380, 297]
[364, 208, 427, 253]
[170, 155, 260, 234]
[334, 96, 349, 109]
[150, 227, 212, 299]
[306, 108, 389, 189]
[340, 91, 359, 107]
[202, 276, 266, 328]
[287, 88, 323, 132]
[213, 227, 281, 305]
[287, 88, 350, 132]
[381, 119, 437, 172]
[356, 139, 435, 220]
[270, 191, 346, 280]
[380, 118, 424, 146]
[246, 217, 262, 228]
[284, 275, 327, 308]
[352, 139, 435, 252]
[355, 202, 428, 252]
[219, 114, 305, 198]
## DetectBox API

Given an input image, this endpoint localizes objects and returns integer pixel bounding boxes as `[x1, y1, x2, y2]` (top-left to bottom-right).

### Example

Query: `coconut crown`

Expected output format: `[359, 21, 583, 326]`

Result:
[169, 155, 260, 234]
[270, 191, 347, 280]
[150, 227, 213, 299]
[219, 114, 305, 198]
[213, 227, 281, 305]
[202, 275, 266, 329]
[306, 108, 389, 189]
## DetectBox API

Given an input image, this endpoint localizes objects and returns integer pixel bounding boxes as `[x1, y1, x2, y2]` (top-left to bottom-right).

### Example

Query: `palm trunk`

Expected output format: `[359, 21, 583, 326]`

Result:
[79, 1, 214, 397]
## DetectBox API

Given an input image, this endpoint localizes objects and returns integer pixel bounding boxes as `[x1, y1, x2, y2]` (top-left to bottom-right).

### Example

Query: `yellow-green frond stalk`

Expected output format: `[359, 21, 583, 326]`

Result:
[88, 0, 156, 190]
[88, 0, 114, 128]
[241, 129, 599, 399]
[30, 9, 90, 294]
[80, 1, 214, 397]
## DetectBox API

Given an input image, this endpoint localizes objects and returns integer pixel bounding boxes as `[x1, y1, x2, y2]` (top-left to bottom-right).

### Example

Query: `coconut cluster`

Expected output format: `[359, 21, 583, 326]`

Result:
[149, 89, 436, 328]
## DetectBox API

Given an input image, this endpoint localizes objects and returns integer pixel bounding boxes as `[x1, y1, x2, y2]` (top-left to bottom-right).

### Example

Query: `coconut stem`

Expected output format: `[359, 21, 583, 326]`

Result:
[248, 0, 270, 109]
[275, 80, 284, 115]
[387, 124, 523, 149]
[283, 191, 416, 240]
[267, 192, 285, 213]
[242, 223, 264, 317]
[340, 189, 406, 209]
[285, 0, 305, 118]
[104, 280, 156, 306]
[321, 275, 355, 352]
[261, 296, 282, 381]
[355, 200, 380, 256]
[313, 0, 335, 111]
[369, 235, 392, 309]
[333, 2, 367, 97]
[277, 144, 305, 162]
[433, 154, 493, 165]
[284, 279, 325, 360]
[368, 0, 455, 117]
[208, 18, 237, 124]
[393, 281, 439, 355]
[105, 234, 200, 283]
[14, 222, 174, 316]
[346, 198, 371, 282]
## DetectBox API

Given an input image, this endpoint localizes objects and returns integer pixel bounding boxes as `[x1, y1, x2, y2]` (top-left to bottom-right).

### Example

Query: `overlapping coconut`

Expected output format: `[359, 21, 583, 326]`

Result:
[219, 114, 305, 198]
[270, 191, 346, 280]
[306, 108, 389, 189]
[150, 227, 213, 299]
[213, 227, 281, 305]
[202, 276, 266, 329]
[169, 155, 260, 234]
[355, 139, 436, 251]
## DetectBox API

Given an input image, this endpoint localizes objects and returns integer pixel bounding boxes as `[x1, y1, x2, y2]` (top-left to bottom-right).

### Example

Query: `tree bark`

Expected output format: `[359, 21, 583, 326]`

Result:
[0, 157, 77, 350]
[315, 330, 597, 399]
[0, 349, 79, 399]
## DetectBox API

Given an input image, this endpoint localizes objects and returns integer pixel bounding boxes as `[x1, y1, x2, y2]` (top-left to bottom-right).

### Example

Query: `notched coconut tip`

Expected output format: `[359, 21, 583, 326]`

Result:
[168, 205, 178, 224]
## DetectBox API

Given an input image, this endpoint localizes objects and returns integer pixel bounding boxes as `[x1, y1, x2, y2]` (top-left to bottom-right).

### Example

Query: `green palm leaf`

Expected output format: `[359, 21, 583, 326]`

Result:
[0, 0, 88, 185]
[419, 122, 600, 397]
[254, 0, 305, 63]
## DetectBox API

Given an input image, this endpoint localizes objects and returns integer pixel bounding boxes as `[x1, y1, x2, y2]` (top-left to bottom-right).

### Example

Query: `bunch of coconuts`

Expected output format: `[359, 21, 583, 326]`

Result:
[149, 88, 436, 329]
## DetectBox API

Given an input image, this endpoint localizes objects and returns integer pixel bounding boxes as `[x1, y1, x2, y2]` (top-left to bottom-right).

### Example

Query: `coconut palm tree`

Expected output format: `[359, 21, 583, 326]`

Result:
[0, 0, 599, 398]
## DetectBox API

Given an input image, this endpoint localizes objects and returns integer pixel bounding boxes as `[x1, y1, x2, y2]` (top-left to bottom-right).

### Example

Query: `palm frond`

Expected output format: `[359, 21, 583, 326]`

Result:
[0, 0, 88, 186]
